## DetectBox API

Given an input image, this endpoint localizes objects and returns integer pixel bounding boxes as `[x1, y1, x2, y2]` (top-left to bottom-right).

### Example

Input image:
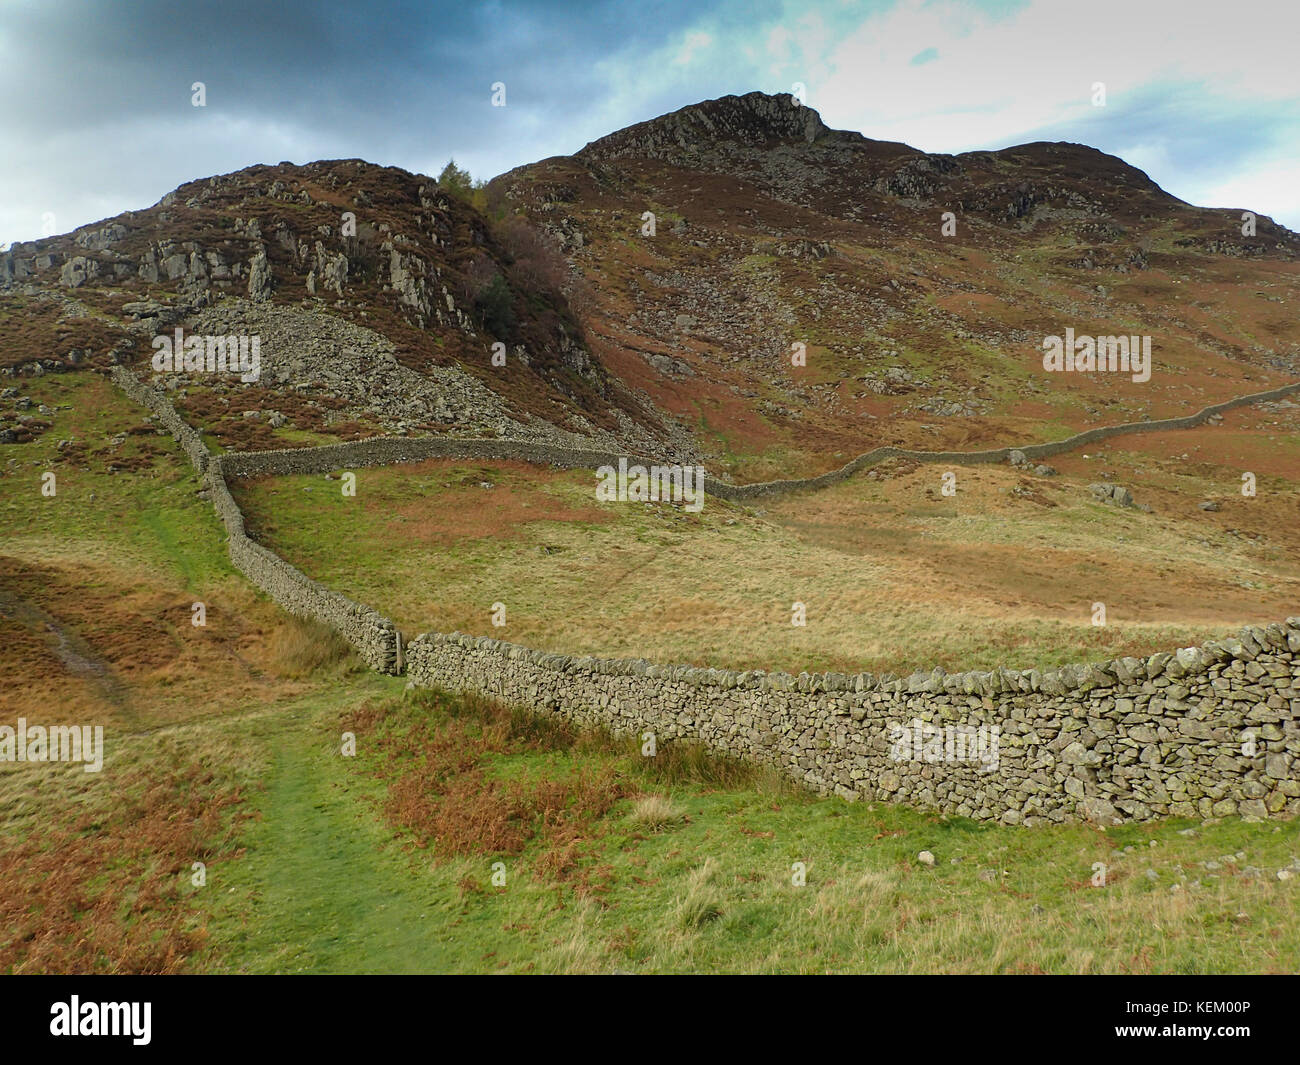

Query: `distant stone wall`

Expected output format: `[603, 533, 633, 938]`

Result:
[111, 367, 402, 673]
[407, 624, 1300, 825]
[217, 436, 640, 481]
[212, 379, 1300, 502]
[708, 379, 1300, 500]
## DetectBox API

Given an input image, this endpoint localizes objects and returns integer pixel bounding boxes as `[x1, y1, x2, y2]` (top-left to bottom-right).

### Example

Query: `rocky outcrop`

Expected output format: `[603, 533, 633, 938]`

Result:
[60, 256, 100, 288]
[873, 153, 962, 200]
[578, 91, 829, 163]
[248, 249, 272, 300]
[308, 240, 348, 296]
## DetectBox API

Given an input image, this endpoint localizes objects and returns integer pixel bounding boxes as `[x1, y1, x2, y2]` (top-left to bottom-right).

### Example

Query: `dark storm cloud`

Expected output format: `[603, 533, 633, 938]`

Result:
[2, 0, 726, 146]
[0, 0, 752, 240]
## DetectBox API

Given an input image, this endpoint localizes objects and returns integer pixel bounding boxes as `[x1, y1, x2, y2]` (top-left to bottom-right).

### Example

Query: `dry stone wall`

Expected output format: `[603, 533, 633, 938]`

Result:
[407, 624, 1300, 826]
[111, 367, 401, 673]
[707, 379, 1300, 500]
[112, 365, 1300, 822]
[211, 379, 1300, 502]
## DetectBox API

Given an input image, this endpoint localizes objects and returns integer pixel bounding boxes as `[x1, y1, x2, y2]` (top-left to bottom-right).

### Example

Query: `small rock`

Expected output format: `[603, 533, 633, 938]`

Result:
[917, 851, 936, 867]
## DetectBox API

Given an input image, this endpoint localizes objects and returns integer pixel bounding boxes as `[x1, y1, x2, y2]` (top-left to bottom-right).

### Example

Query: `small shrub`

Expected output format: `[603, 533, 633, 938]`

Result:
[497, 215, 569, 293]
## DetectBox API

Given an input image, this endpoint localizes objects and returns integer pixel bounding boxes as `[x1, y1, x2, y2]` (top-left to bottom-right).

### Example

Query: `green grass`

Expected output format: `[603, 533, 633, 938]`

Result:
[0, 373, 234, 584]
[199, 686, 1300, 974]
[200, 680, 484, 974]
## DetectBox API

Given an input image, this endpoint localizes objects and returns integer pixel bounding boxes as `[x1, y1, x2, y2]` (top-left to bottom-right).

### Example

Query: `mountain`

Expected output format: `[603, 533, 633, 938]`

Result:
[493, 91, 1300, 479]
[3, 91, 1298, 475]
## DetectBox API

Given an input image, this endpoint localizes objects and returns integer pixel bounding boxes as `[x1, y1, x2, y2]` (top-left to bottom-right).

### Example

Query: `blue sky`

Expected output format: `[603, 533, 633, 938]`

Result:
[2, 0, 1297, 243]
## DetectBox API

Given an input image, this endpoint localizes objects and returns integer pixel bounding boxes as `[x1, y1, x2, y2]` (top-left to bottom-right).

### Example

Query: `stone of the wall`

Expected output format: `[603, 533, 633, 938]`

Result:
[111, 367, 401, 672]
[407, 622, 1300, 826]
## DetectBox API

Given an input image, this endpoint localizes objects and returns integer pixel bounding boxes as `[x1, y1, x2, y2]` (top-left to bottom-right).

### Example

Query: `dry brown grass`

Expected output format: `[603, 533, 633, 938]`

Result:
[344, 693, 628, 896]
[267, 615, 357, 678]
[375, 461, 612, 546]
[250, 428, 1300, 677]
[0, 761, 248, 974]
[628, 794, 686, 832]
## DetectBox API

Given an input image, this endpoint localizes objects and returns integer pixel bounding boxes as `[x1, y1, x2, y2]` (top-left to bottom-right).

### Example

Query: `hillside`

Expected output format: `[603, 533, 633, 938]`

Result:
[3, 91, 1298, 480]
[0, 159, 676, 457]
[494, 91, 1300, 479]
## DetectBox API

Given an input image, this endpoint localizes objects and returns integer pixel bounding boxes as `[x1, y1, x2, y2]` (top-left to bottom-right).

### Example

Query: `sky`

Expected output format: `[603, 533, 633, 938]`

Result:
[2, 0, 1297, 244]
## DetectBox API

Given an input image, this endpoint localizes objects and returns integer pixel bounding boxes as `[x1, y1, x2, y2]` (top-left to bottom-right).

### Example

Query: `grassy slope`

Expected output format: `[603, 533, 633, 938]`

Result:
[233, 416, 1300, 677]
[4, 371, 1299, 974]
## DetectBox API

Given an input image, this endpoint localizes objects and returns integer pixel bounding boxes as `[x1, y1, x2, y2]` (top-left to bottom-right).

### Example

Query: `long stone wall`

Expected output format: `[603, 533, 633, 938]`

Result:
[407, 625, 1300, 826]
[710, 378, 1300, 500]
[208, 378, 1300, 502]
[111, 365, 1300, 823]
[111, 367, 402, 673]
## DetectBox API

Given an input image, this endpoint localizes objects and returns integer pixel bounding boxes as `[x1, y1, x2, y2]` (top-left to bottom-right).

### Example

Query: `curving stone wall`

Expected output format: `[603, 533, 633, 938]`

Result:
[708, 379, 1300, 500]
[111, 367, 402, 673]
[406, 624, 1300, 826]
[112, 365, 1300, 822]
[208, 379, 1300, 501]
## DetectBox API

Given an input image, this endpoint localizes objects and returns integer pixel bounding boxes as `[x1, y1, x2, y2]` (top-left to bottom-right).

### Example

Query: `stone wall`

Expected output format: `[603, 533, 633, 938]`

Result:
[210, 379, 1300, 502]
[406, 624, 1300, 826]
[708, 379, 1300, 501]
[216, 436, 641, 482]
[111, 367, 402, 673]
[112, 365, 1300, 822]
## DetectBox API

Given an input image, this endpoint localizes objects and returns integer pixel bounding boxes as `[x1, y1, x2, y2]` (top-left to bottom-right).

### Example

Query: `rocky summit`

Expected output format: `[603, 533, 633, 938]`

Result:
[2, 91, 1298, 478]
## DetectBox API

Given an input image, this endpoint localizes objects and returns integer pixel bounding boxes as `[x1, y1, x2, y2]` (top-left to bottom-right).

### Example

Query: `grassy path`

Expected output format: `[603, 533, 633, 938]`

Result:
[203, 683, 477, 974]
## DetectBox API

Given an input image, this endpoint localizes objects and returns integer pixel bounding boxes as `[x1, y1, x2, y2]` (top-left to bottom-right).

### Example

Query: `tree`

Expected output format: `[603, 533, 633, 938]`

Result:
[476, 272, 515, 337]
[497, 215, 568, 293]
[437, 159, 475, 200]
